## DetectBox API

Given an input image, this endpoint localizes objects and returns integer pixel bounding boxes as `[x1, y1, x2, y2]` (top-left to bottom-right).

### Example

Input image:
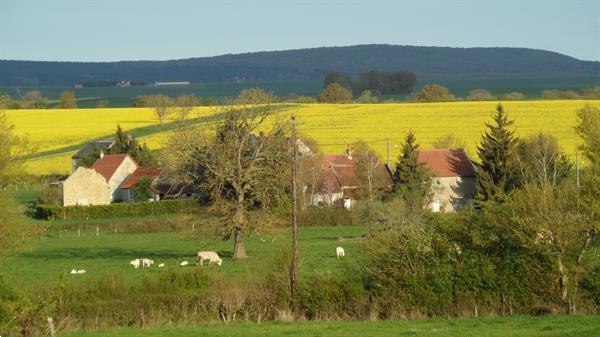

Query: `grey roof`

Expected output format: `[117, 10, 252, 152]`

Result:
[71, 140, 115, 159]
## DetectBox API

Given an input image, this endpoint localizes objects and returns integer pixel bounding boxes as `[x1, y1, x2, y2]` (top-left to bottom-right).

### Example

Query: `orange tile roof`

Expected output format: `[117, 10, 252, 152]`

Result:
[417, 149, 476, 177]
[121, 166, 162, 189]
[91, 154, 130, 181]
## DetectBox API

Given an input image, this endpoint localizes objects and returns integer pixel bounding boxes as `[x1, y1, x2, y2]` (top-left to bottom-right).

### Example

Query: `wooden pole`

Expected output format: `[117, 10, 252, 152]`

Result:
[386, 138, 391, 168]
[290, 115, 298, 299]
[576, 151, 580, 188]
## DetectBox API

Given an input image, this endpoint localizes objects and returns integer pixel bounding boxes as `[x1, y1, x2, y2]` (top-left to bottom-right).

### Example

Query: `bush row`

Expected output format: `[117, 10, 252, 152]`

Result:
[35, 199, 198, 220]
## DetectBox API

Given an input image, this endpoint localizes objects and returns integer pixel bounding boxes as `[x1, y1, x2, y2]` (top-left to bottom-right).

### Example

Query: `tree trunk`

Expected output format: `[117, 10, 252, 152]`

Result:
[233, 227, 247, 258]
[557, 254, 569, 311]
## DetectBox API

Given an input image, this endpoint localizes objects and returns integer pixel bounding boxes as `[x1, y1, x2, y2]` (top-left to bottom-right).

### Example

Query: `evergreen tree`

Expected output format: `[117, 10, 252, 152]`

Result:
[110, 124, 156, 166]
[393, 132, 431, 210]
[475, 104, 520, 202]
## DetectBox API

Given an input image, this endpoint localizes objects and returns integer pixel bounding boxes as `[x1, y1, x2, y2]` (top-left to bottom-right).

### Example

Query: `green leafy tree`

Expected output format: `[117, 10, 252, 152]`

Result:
[111, 125, 156, 166]
[133, 177, 153, 201]
[575, 105, 600, 219]
[475, 104, 520, 202]
[393, 132, 431, 210]
[318, 83, 353, 103]
[413, 83, 455, 102]
[58, 91, 77, 109]
[0, 112, 31, 187]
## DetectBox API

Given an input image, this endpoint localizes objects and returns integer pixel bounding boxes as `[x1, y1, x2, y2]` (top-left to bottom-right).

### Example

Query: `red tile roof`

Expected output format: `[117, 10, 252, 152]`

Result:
[91, 154, 130, 181]
[417, 149, 476, 177]
[121, 166, 163, 189]
[318, 154, 393, 193]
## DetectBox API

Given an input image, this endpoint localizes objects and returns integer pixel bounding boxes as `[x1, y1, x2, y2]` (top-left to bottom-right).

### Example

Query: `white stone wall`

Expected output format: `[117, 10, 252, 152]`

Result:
[429, 176, 476, 212]
[63, 167, 110, 206]
[108, 156, 138, 202]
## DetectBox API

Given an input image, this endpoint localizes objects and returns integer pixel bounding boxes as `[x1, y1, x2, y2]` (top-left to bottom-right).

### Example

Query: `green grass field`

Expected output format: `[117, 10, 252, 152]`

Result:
[58, 315, 600, 337]
[0, 225, 367, 289]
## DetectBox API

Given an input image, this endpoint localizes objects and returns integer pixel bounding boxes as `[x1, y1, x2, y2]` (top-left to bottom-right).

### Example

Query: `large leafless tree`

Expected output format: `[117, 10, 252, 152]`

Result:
[163, 104, 290, 258]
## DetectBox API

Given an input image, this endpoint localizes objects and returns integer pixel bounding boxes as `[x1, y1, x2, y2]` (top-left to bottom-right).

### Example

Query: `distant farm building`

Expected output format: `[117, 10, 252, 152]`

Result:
[418, 149, 476, 212]
[154, 81, 190, 86]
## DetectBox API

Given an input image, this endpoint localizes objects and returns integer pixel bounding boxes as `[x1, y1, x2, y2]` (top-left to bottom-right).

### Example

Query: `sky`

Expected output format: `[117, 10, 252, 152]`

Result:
[0, 0, 599, 62]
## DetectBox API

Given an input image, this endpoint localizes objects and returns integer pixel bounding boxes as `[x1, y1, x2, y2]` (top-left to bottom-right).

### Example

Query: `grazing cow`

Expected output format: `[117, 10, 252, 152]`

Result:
[76, 269, 87, 274]
[158, 263, 165, 268]
[336, 247, 345, 259]
[142, 258, 154, 268]
[180, 261, 189, 266]
[197, 251, 223, 266]
[70, 269, 77, 274]
[130, 259, 141, 269]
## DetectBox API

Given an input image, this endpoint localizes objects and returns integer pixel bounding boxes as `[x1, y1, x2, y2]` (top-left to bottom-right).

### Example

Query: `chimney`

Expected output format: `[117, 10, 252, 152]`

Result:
[345, 144, 352, 159]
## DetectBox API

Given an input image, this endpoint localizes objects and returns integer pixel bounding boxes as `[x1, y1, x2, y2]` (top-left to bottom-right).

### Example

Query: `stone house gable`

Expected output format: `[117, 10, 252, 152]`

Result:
[62, 167, 110, 206]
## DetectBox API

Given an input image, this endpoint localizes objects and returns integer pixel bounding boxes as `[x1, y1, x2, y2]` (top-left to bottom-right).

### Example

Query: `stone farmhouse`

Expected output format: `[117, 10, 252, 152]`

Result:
[62, 153, 166, 206]
[312, 150, 393, 208]
[312, 148, 477, 212]
[417, 149, 477, 212]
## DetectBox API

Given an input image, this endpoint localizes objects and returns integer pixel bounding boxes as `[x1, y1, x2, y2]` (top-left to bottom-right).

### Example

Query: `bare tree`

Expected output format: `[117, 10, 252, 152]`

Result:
[354, 141, 388, 202]
[163, 104, 290, 258]
[137, 94, 175, 125]
[175, 94, 200, 121]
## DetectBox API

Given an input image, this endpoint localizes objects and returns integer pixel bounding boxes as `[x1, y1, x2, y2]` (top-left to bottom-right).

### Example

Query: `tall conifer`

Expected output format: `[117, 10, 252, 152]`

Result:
[475, 104, 520, 202]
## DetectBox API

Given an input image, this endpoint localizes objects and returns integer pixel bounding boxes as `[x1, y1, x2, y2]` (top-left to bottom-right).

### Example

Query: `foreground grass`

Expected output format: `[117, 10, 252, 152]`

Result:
[58, 315, 600, 337]
[0, 225, 367, 289]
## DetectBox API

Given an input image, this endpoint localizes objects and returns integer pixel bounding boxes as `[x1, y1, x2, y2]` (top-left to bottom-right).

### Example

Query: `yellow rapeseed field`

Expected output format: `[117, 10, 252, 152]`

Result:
[6, 100, 599, 175]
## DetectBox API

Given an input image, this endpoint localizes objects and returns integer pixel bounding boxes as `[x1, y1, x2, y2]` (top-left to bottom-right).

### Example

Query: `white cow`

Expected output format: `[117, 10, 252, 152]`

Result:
[70, 269, 77, 274]
[142, 258, 154, 268]
[336, 247, 345, 259]
[130, 259, 141, 269]
[197, 251, 223, 266]
[158, 263, 165, 268]
[76, 269, 87, 274]
[180, 261, 189, 266]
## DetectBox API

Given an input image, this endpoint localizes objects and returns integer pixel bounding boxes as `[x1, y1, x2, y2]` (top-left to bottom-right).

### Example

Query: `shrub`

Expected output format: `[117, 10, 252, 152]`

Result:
[466, 89, 496, 101]
[412, 84, 456, 102]
[318, 83, 353, 103]
[500, 92, 525, 100]
[36, 199, 198, 220]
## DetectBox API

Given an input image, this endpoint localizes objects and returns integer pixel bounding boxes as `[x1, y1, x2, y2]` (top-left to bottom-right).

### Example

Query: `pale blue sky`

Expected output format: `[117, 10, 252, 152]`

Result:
[0, 0, 599, 62]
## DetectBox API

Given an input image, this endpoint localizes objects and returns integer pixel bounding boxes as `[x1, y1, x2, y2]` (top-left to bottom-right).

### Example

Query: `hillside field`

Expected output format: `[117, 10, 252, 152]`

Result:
[6, 100, 600, 175]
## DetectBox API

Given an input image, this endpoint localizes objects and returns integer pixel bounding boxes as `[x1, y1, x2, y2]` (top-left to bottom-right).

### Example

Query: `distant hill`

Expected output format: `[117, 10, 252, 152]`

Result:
[0, 44, 598, 86]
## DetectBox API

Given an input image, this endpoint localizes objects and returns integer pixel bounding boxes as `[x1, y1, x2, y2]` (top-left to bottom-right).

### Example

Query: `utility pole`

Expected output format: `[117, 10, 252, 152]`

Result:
[386, 138, 391, 167]
[576, 151, 580, 188]
[290, 115, 298, 298]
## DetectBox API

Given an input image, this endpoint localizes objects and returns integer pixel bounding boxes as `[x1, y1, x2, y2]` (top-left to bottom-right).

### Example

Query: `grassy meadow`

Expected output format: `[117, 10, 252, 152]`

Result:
[0, 225, 366, 290]
[58, 315, 600, 337]
[7, 100, 600, 175]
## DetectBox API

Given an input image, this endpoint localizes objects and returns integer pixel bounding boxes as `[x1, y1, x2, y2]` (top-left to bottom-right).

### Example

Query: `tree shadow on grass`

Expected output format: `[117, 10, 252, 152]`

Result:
[19, 247, 196, 260]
